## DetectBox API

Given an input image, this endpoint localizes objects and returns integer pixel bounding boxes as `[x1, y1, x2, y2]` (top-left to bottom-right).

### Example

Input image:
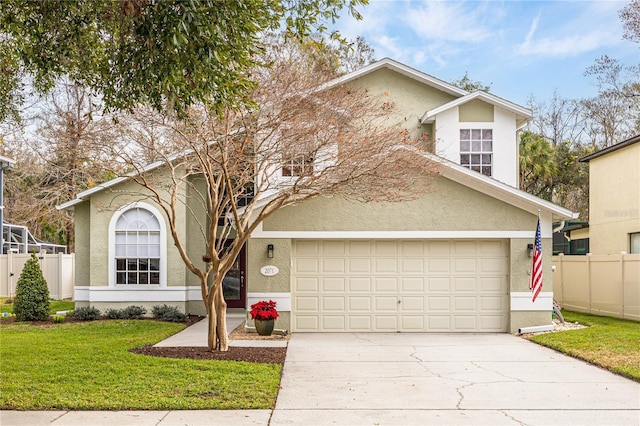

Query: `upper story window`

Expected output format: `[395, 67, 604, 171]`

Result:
[282, 154, 314, 177]
[460, 129, 492, 177]
[114, 206, 162, 285]
[631, 232, 640, 254]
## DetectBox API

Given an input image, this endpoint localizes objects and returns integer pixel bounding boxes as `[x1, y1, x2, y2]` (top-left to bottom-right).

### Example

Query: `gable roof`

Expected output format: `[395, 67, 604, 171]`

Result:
[318, 57, 469, 97]
[579, 134, 640, 162]
[420, 90, 532, 125]
[428, 153, 576, 220]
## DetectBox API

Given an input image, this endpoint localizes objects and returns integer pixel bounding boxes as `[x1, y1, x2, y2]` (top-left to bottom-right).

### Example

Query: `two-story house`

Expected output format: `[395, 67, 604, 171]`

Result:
[59, 58, 575, 334]
[580, 135, 640, 255]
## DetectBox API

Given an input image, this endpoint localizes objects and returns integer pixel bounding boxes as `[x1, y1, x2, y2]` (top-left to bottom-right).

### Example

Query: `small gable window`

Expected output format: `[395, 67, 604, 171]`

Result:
[114, 207, 162, 285]
[460, 129, 492, 177]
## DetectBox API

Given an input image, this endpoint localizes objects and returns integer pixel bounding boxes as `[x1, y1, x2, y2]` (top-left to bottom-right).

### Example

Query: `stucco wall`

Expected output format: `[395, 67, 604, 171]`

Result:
[74, 202, 91, 286]
[263, 176, 534, 232]
[588, 143, 640, 254]
[348, 67, 456, 142]
[459, 99, 494, 122]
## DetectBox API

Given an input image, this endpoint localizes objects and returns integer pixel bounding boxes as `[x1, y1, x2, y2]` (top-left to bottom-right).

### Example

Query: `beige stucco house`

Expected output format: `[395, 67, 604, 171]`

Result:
[58, 58, 576, 334]
[580, 135, 640, 255]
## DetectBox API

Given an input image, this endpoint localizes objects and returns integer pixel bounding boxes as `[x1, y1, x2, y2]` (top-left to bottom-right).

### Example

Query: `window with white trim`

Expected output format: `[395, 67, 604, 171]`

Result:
[282, 154, 314, 177]
[114, 207, 161, 284]
[460, 129, 492, 177]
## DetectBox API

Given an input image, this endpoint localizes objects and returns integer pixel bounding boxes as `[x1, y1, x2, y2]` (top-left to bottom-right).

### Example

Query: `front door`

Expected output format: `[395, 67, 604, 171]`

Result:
[222, 244, 246, 309]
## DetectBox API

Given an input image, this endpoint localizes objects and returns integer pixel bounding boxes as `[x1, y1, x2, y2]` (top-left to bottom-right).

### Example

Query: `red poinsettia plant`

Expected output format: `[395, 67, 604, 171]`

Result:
[250, 300, 279, 321]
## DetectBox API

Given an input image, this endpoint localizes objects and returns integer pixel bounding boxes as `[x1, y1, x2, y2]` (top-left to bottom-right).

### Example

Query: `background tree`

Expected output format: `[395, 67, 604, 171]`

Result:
[113, 41, 436, 351]
[0, 0, 367, 122]
[518, 130, 556, 200]
[621, 0, 640, 43]
[4, 83, 119, 250]
[450, 72, 492, 92]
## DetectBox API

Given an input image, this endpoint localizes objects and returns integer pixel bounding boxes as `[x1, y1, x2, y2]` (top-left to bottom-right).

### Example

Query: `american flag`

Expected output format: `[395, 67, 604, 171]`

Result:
[530, 217, 543, 302]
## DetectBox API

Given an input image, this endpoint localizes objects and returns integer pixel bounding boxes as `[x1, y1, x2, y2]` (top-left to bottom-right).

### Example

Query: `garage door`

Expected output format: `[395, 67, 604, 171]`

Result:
[291, 239, 509, 332]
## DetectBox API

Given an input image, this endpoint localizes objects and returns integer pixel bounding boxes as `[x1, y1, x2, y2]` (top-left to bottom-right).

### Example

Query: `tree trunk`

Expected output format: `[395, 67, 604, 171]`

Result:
[204, 278, 229, 352]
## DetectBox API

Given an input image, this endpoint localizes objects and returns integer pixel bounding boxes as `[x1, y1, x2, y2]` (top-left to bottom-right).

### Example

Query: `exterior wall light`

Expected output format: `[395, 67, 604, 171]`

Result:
[267, 244, 274, 259]
[527, 243, 534, 258]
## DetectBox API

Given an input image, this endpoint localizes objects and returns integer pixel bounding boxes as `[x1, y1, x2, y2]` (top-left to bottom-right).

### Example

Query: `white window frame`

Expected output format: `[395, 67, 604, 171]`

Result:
[460, 128, 493, 177]
[108, 202, 167, 287]
[281, 153, 314, 177]
[631, 232, 640, 254]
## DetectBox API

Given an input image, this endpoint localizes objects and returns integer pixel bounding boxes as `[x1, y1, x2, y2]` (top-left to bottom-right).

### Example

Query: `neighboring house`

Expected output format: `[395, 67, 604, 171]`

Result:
[553, 221, 589, 255]
[579, 135, 640, 255]
[58, 58, 576, 334]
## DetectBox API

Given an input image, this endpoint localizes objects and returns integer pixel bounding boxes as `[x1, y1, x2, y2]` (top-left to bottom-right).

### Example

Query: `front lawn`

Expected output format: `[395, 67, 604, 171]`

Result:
[0, 320, 282, 410]
[528, 311, 640, 382]
[0, 298, 74, 314]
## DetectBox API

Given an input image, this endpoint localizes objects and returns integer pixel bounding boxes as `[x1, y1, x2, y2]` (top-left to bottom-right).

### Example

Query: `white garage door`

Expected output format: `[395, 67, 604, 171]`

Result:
[292, 239, 509, 332]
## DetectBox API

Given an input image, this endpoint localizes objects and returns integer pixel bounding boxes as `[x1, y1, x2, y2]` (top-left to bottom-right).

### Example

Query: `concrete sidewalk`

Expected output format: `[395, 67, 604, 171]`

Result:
[3, 333, 640, 425]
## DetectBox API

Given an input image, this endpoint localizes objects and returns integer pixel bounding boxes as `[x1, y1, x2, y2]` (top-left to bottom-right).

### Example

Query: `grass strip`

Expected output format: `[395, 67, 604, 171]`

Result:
[529, 311, 640, 382]
[0, 298, 74, 315]
[0, 320, 282, 410]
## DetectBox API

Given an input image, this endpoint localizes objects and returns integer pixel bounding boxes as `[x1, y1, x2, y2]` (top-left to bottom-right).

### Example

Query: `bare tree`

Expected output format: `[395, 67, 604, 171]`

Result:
[621, 0, 640, 43]
[116, 43, 437, 351]
[4, 83, 120, 250]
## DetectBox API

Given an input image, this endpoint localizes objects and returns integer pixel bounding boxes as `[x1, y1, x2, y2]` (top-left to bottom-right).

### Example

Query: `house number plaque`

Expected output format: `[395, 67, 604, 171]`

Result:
[260, 265, 279, 277]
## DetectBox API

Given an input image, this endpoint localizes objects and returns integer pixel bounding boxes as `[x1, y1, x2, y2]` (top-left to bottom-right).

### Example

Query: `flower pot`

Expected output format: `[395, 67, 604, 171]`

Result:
[254, 318, 275, 336]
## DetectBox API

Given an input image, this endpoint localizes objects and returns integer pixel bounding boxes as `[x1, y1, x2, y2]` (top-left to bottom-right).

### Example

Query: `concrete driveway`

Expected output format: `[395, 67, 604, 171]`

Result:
[271, 333, 640, 425]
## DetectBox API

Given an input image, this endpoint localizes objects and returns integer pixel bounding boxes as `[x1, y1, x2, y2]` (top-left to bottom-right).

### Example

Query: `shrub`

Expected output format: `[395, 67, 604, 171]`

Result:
[151, 304, 185, 322]
[13, 253, 50, 321]
[52, 315, 65, 323]
[105, 305, 147, 320]
[71, 306, 101, 321]
[122, 305, 147, 319]
[105, 308, 125, 319]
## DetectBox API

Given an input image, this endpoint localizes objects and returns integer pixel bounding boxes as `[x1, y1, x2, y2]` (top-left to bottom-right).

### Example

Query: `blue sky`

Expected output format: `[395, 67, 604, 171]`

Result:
[332, 0, 639, 106]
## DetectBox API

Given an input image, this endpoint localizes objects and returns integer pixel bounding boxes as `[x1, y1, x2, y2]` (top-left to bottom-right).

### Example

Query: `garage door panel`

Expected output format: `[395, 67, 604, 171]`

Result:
[292, 239, 508, 332]
[374, 315, 397, 330]
[454, 277, 477, 292]
[349, 277, 372, 292]
[322, 258, 345, 273]
[374, 277, 397, 292]
[428, 316, 451, 330]
[296, 258, 319, 273]
[349, 296, 371, 311]
[454, 316, 478, 331]
[349, 258, 371, 273]
[401, 277, 425, 292]
[402, 258, 425, 273]
[428, 277, 451, 291]
[322, 277, 345, 292]
[454, 296, 477, 311]
[322, 296, 345, 311]
[295, 315, 319, 331]
[428, 258, 451, 273]
[428, 296, 451, 311]
[375, 258, 398, 273]
[375, 296, 398, 311]
[322, 316, 346, 330]
[454, 258, 477, 273]
[296, 296, 319, 311]
[349, 316, 372, 330]
[400, 315, 425, 330]
[295, 277, 319, 292]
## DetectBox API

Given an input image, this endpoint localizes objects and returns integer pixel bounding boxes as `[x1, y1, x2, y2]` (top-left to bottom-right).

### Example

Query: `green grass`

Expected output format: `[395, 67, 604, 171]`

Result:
[529, 311, 640, 382]
[0, 320, 282, 410]
[0, 298, 74, 315]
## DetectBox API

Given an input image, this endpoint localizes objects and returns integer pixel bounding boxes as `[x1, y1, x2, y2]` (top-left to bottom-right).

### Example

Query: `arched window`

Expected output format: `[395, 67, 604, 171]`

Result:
[110, 204, 164, 285]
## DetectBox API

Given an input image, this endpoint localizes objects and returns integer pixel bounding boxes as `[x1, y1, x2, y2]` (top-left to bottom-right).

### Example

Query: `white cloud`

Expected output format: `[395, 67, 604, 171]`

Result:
[404, 1, 491, 43]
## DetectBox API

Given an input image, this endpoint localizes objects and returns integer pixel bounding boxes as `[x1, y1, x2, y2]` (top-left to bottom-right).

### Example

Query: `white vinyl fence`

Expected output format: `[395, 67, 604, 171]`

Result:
[553, 253, 640, 321]
[0, 253, 75, 300]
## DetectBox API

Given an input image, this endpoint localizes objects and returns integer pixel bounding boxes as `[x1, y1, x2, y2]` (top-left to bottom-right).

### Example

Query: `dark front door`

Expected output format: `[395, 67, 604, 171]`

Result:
[222, 244, 246, 309]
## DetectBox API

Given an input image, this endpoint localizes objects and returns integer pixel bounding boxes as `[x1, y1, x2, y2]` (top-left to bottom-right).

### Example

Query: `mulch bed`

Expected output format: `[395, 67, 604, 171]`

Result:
[131, 345, 287, 364]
